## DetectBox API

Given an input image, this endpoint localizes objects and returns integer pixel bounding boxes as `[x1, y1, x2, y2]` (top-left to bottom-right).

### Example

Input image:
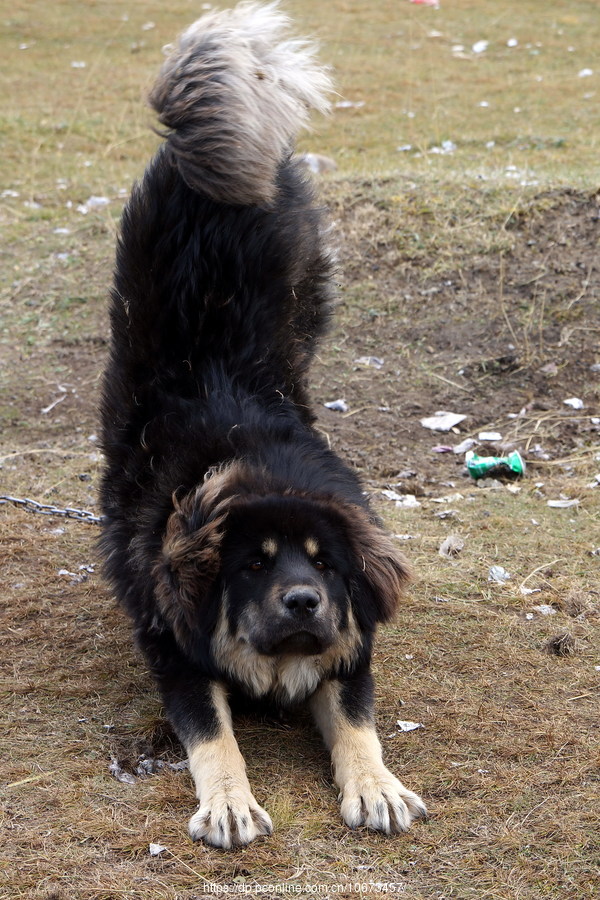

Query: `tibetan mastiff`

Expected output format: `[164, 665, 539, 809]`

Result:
[99, 1, 426, 848]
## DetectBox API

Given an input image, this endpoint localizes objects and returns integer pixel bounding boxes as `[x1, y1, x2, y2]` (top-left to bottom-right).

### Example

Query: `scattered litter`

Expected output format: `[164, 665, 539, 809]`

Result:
[135, 757, 163, 776]
[354, 356, 384, 369]
[488, 565, 511, 584]
[41, 393, 67, 415]
[396, 720, 424, 733]
[394, 533, 421, 541]
[409, 0, 440, 7]
[395, 495, 422, 509]
[533, 604, 557, 616]
[431, 492, 464, 504]
[520, 586, 541, 596]
[472, 40, 489, 54]
[430, 140, 457, 155]
[298, 152, 337, 174]
[382, 489, 404, 502]
[58, 568, 88, 584]
[141, 21, 156, 31]
[547, 498, 579, 509]
[450, 437, 476, 454]
[109, 758, 137, 786]
[77, 195, 110, 215]
[530, 444, 550, 460]
[335, 99, 365, 109]
[432, 445, 453, 453]
[587, 474, 600, 488]
[466, 449, 525, 481]
[420, 411, 466, 432]
[324, 398, 349, 413]
[149, 843, 168, 857]
[578, 68, 593, 78]
[434, 509, 458, 519]
[507, 38, 518, 48]
[439, 534, 465, 558]
[70, 60, 86, 68]
[397, 144, 413, 152]
[478, 431, 502, 442]
[563, 397, 584, 409]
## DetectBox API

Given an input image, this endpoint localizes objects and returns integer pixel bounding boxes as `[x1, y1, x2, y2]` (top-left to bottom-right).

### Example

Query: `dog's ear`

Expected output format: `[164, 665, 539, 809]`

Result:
[153, 468, 239, 643]
[341, 504, 412, 624]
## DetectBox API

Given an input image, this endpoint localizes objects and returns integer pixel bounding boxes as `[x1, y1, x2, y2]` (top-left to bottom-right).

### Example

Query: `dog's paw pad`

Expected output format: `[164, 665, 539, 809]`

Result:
[340, 769, 426, 834]
[189, 793, 273, 848]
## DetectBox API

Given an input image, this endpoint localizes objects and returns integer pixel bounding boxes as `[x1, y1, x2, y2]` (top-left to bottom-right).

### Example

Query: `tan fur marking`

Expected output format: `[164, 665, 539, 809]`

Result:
[304, 537, 319, 557]
[212, 600, 362, 705]
[186, 683, 272, 848]
[261, 537, 278, 558]
[310, 681, 427, 834]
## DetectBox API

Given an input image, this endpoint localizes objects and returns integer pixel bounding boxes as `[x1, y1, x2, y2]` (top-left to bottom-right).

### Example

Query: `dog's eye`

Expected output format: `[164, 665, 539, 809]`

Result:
[248, 561, 265, 572]
[314, 560, 327, 572]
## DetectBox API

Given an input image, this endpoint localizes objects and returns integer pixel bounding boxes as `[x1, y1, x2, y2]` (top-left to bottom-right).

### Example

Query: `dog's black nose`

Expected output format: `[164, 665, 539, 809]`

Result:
[282, 588, 321, 616]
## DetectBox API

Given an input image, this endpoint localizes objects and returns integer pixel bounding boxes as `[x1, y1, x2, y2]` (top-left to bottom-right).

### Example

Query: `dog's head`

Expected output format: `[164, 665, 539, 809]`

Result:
[154, 463, 410, 693]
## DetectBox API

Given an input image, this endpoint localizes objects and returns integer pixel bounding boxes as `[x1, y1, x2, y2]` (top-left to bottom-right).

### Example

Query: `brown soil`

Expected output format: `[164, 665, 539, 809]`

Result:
[315, 186, 599, 490]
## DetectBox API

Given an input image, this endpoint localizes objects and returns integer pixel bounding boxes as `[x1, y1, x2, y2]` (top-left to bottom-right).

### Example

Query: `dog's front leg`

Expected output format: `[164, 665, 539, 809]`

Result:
[310, 674, 426, 834]
[162, 675, 272, 848]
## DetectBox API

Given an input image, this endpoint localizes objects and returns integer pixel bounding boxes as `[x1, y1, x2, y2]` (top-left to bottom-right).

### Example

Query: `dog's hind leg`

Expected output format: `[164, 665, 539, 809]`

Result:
[310, 675, 427, 834]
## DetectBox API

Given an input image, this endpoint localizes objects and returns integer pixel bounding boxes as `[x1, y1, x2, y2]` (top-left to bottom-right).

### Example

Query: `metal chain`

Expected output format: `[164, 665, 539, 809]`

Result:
[0, 495, 104, 525]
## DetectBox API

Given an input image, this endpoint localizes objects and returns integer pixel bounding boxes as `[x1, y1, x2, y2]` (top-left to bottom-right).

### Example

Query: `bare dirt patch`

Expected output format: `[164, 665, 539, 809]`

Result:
[316, 185, 600, 487]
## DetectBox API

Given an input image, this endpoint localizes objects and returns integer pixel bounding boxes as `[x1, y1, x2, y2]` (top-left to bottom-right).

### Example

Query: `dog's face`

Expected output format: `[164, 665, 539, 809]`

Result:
[154, 465, 411, 700]
[218, 498, 355, 658]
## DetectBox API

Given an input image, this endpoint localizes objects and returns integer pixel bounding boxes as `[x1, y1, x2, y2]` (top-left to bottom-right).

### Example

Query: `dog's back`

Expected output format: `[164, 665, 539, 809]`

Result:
[102, 2, 334, 445]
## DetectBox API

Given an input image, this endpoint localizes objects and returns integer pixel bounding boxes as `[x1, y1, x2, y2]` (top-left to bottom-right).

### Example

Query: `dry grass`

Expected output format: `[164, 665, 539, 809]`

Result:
[1, 1, 599, 898]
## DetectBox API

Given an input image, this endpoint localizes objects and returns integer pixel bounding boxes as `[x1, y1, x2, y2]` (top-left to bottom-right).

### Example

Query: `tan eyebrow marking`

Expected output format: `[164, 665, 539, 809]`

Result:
[261, 538, 278, 557]
[304, 537, 319, 558]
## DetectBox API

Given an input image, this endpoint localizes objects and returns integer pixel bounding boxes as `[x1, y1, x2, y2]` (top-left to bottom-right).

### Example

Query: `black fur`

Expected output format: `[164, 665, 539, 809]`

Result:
[98, 5, 420, 847]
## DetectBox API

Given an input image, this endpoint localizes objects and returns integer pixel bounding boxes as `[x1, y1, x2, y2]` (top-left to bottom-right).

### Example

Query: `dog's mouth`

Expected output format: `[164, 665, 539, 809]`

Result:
[270, 631, 326, 656]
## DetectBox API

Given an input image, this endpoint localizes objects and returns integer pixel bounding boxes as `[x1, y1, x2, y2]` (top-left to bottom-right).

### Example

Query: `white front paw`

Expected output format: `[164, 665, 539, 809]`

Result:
[188, 788, 273, 849]
[339, 768, 427, 834]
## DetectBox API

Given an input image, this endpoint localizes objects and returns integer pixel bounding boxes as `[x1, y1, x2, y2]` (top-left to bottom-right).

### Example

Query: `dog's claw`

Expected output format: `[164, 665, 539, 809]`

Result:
[189, 794, 273, 849]
[339, 769, 427, 834]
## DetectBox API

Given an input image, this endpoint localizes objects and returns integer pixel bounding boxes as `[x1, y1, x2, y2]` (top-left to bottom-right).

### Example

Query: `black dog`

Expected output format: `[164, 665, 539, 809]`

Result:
[99, 1, 426, 849]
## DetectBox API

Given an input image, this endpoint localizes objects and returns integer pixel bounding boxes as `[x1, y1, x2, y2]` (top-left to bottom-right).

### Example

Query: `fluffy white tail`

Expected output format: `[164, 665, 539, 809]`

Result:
[149, 1, 332, 206]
